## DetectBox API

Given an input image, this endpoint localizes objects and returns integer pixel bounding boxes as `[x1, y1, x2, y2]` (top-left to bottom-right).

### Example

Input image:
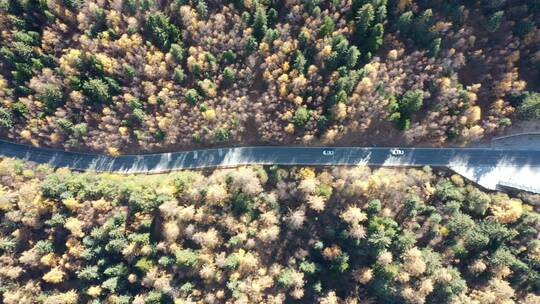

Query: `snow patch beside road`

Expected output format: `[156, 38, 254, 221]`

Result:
[450, 163, 540, 194]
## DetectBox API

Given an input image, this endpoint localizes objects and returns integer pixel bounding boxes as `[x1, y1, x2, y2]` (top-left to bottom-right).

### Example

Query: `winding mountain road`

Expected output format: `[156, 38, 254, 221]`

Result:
[1, 139, 539, 193]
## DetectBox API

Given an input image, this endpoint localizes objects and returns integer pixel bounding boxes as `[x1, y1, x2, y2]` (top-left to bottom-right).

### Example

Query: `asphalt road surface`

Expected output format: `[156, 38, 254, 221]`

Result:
[1, 140, 539, 174]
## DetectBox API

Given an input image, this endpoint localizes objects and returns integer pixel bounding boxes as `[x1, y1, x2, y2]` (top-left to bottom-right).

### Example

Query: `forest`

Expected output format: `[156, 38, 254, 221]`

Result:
[0, 0, 539, 153]
[0, 157, 539, 303]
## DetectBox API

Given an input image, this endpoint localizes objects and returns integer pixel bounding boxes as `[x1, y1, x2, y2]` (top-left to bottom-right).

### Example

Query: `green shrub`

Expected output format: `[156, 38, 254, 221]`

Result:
[82, 78, 110, 104]
[214, 128, 230, 141]
[252, 4, 268, 40]
[0, 107, 13, 128]
[135, 257, 155, 273]
[277, 268, 296, 287]
[244, 36, 258, 53]
[223, 67, 235, 84]
[517, 92, 540, 120]
[145, 12, 181, 50]
[222, 50, 236, 63]
[486, 11, 504, 32]
[77, 265, 100, 281]
[36, 84, 64, 113]
[175, 249, 199, 268]
[293, 106, 310, 128]
[185, 89, 201, 105]
[319, 16, 335, 37]
[170, 43, 184, 62]
[230, 191, 254, 215]
[123, 63, 137, 79]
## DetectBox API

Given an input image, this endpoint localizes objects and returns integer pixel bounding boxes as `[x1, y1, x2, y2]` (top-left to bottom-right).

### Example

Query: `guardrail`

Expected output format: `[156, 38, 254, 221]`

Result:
[496, 181, 540, 194]
[492, 132, 540, 142]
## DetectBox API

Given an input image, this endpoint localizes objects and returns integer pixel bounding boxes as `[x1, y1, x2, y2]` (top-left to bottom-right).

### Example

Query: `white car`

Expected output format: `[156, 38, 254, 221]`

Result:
[390, 148, 405, 156]
[322, 149, 335, 156]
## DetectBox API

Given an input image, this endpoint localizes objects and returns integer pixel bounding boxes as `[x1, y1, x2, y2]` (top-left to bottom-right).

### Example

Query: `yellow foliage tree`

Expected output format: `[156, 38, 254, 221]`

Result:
[42, 267, 66, 284]
[62, 197, 80, 210]
[491, 197, 523, 224]
[65, 217, 84, 237]
[43, 290, 78, 304]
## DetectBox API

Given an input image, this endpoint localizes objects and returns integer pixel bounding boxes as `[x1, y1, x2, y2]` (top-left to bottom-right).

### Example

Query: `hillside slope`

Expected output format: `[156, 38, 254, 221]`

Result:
[0, 158, 539, 303]
[1, 1, 539, 153]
